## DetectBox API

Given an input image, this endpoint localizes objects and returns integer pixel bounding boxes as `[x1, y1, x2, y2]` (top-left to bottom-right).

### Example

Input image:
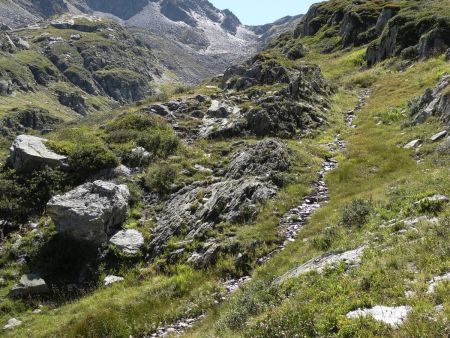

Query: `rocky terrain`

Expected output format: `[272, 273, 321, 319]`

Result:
[0, 0, 449, 337]
[0, 0, 302, 83]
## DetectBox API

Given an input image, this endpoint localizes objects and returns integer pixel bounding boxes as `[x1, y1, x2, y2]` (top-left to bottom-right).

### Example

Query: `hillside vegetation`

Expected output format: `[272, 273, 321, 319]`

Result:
[0, 0, 449, 337]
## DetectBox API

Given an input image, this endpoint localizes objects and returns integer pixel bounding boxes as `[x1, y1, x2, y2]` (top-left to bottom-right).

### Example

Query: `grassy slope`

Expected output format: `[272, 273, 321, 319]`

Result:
[1, 5, 450, 338]
[182, 39, 450, 337]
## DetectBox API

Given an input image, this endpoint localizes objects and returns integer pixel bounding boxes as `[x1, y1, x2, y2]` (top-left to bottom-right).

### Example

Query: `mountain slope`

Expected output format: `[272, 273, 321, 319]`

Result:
[0, 0, 302, 83]
[0, 0, 449, 337]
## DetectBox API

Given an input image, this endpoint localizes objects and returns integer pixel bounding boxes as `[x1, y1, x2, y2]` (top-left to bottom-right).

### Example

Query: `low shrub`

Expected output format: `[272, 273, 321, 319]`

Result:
[341, 198, 373, 227]
[143, 162, 177, 196]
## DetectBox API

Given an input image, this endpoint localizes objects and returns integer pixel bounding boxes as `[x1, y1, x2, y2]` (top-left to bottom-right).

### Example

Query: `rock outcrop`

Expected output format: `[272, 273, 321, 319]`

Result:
[150, 178, 277, 256]
[47, 181, 130, 244]
[367, 15, 450, 66]
[276, 247, 366, 284]
[9, 135, 67, 172]
[409, 75, 450, 126]
[8, 273, 49, 298]
[220, 55, 290, 91]
[226, 139, 290, 180]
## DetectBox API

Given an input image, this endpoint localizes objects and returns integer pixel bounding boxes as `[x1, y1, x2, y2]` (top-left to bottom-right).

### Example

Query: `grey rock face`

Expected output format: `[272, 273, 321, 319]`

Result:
[47, 181, 130, 244]
[221, 55, 290, 91]
[207, 100, 232, 118]
[109, 229, 144, 255]
[9, 135, 67, 172]
[94, 71, 150, 103]
[446, 48, 450, 61]
[226, 139, 290, 180]
[150, 178, 277, 256]
[8, 273, 49, 298]
[57, 91, 89, 115]
[366, 15, 450, 66]
[410, 75, 450, 126]
[276, 247, 366, 284]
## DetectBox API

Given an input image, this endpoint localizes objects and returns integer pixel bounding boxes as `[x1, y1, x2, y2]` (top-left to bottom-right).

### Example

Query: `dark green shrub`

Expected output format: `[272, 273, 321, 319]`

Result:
[341, 198, 373, 227]
[68, 143, 118, 180]
[0, 167, 70, 223]
[143, 162, 177, 196]
[105, 113, 179, 161]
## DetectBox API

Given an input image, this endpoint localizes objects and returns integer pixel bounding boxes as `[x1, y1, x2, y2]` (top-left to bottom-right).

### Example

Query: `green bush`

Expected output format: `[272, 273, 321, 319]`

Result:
[68, 144, 118, 180]
[106, 113, 179, 162]
[143, 162, 177, 196]
[341, 198, 373, 227]
[0, 167, 70, 223]
[47, 128, 119, 181]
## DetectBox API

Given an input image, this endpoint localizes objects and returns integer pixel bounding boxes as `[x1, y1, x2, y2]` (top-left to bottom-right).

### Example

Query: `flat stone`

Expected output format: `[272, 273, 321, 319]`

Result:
[427, 272, 450, 293]
[346, 306, 411, 326]
[110, 229, 144, 255]
[3, 318, 22, 330]
[8, 273, 49, 298]
[430, 130, 448, 142]
[9, 135, 68, 172]
[275, 247, 366, 284]
[104, 275, 125, 286]
[403, 139, 422, 149]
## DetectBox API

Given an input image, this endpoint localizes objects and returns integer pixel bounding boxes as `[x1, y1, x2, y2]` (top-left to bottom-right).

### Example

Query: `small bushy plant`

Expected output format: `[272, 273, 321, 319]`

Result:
[143, 162, 177, 196]
[341, 198, 373, 227]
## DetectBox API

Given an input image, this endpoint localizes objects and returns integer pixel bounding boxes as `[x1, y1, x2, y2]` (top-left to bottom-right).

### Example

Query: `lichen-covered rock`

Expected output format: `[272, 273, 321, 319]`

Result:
[409, 75, 450, 125]
[109, 229, 144, 255]
[8, 273, 49, 298]
[226, 139, 290, 180]
[9, 135, 67, 172]
[47, 181, 130, 243]
[150, 178, 277, 256]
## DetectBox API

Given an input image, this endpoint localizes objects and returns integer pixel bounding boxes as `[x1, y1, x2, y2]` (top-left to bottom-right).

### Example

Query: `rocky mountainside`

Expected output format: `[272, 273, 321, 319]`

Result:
[0, 0, 449, 337]
[0, 0, 301, 83]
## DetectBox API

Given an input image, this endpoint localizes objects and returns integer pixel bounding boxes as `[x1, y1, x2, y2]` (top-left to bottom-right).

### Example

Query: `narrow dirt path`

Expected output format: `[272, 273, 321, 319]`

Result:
[145, 89, 370, 338]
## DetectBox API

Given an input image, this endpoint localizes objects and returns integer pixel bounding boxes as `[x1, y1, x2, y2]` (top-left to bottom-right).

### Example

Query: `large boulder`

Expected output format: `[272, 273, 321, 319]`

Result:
[47, 181, 130, 244]
[8, 273, 49, 298]
[9, 135, 68, 172]
[409, 74, 450, 125]
[226, 139, 290, 180]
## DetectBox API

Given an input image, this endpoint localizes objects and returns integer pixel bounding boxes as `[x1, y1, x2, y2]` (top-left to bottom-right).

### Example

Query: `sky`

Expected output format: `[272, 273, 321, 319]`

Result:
[209, 0, 320, 25]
